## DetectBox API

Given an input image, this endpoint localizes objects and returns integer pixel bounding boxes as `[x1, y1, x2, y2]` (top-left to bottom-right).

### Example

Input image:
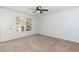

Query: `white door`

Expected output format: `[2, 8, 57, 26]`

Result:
[0, 15, 12, 42]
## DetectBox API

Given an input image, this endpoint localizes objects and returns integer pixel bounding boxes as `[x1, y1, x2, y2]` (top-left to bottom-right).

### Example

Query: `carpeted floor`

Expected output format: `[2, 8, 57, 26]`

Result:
[0, 34, 79, 52]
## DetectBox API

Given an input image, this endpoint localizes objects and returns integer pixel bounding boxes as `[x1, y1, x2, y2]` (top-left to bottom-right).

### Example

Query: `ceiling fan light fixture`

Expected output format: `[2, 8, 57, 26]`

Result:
[38, 6, 41, 9]
[37, 10, 40, 13]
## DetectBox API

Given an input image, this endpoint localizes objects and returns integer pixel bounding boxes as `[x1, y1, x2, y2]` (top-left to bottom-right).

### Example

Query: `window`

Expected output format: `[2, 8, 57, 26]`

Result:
[16, 17, 24, 32]
[26, 18, 32, 31]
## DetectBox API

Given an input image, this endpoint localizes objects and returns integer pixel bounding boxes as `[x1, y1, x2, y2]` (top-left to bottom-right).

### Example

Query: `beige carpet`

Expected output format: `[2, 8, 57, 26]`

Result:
[0, 34, 79, 52]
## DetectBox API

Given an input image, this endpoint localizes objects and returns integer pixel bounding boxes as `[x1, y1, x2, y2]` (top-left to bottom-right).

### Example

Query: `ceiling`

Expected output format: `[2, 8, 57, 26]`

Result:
[1, 6, 79, 15]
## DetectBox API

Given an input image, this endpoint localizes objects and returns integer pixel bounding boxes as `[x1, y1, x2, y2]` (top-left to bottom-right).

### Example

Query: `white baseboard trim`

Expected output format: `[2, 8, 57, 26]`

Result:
[0, 33, 38, 42]
[1, 33, 79, 43]
[39, 33, 79, 43]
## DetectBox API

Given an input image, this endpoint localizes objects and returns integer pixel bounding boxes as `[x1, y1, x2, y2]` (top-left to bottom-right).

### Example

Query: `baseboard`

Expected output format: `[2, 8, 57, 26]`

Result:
[39, 33, 79, 43]
[0, 33, 38, 42]
[1, 33, 79, 43]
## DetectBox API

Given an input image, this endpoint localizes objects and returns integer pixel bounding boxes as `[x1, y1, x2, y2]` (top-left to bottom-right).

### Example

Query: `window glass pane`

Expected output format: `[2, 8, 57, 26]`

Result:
[26, 18, 32, 31]
[16, 17, 24, 32]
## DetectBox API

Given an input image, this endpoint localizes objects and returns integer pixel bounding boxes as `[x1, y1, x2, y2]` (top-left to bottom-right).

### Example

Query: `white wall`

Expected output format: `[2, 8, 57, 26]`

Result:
[39, 8, 79, 43]
[36, 15, 42, 34]
[0, 8, 38, 42]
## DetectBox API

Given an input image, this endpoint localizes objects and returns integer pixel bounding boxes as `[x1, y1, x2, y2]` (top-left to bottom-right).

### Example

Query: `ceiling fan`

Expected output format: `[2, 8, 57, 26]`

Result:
[29, 6, 48, 14]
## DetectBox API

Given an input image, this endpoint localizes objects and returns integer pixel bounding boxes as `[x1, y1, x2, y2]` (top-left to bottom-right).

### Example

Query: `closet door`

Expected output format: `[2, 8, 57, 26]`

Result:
[0, 15, 12, 42]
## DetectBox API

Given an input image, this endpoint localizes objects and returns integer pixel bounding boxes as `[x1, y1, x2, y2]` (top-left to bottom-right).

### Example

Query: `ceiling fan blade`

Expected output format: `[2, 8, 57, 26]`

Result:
[40, 9, 48, 11]
[40, 11, 43, 14]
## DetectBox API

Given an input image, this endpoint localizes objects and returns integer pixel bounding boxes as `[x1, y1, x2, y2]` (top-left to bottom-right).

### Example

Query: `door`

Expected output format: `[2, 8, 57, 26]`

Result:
[0, 15, 12, 42]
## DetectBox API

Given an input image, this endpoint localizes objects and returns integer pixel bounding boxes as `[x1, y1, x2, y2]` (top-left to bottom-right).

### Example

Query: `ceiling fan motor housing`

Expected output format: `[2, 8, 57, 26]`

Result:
[36, 6, 41, 10]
